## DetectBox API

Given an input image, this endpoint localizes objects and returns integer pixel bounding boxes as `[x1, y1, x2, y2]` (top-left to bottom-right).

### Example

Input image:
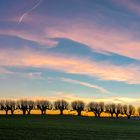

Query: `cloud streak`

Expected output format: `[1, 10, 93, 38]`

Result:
[1, 19, 140, 60]
[61, 78, 109, 93]
[48, 77, 109, 93]
[46, 22, 140, 60]
[0, 29, 58, 47]
[0, 48, 140, 84]
[18, 0, 43, 24]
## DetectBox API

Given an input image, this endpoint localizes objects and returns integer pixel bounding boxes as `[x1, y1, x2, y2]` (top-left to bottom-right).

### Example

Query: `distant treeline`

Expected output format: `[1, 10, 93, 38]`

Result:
[0, 99, 140, 119]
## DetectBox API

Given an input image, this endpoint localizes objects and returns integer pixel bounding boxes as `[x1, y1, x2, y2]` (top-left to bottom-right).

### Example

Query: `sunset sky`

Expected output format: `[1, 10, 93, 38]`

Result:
[0, 0, 140, 105]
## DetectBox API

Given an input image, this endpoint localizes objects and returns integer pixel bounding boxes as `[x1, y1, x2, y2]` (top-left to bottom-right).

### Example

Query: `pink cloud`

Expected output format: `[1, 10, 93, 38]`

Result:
[0, 67, 14, 75]
[0, 48, 140, 84]
[0, 29, 58, 47]
[114, 0, 140, 16]
[1, 14, 140, 60]
[45, 23, 140, 60]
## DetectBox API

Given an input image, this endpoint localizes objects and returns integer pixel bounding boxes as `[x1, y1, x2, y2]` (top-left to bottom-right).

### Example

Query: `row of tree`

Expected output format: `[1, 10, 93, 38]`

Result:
[0, 99, 139, 119]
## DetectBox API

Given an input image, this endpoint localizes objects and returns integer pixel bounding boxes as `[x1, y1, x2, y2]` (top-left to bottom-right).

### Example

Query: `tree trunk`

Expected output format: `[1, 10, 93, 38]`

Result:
[23, 110, 26, 115]
[116, 113, 119, 119]
[11, 110, 14, 115]
[28, 110, 31, 115]
[111, 113, 113, 118]
[41, 110, 44, 115]
[127, 115, 130, 119]
[43, 110, 46, 115]
[98, 113, 101, 117]
[77, 110, 81, 116]
[5, 110, 8, 115]
[60, 110, 63, 115]
[94, 112, 97, 117]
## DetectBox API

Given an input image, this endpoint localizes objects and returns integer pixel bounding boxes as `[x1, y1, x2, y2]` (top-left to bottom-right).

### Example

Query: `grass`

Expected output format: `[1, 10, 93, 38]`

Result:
[0, 115, 140, 140]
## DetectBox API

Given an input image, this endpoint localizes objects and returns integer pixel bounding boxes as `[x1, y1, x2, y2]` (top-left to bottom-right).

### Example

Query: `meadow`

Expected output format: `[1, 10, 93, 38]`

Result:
[0, 115, 140, 140]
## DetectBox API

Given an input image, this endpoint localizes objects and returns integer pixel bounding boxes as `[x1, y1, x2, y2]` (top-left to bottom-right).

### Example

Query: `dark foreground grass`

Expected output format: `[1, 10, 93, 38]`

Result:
[0, 115, 140, 140]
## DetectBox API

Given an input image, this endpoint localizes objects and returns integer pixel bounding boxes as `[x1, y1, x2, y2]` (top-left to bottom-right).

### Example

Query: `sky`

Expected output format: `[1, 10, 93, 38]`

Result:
[0, 0, 140, 105]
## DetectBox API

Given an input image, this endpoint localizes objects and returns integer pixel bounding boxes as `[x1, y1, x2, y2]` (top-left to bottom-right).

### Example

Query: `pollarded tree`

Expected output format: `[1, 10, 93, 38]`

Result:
[115, 104, 122, 118]
[18, 99, 35, 115]
[4, 100, 17, 115]
[0, 100, 7, 114]
[18, 100, 28, 115]
[105, 103, 115, 117]
[87, 102, 98, 117]
[122, 105, 135, 119]
[26, 100, 35, 115]
[54, 100, 69, 115]
[105, 103, 122, 118]
[88, 102, 104, 117]
[97, 102, 104, 117]
[71, 100, 85, 116]
[18, 100, 35, 115]
[36, 100, 52, 115]
[137, 107, 140, 116]
[0, 100, 16, 115]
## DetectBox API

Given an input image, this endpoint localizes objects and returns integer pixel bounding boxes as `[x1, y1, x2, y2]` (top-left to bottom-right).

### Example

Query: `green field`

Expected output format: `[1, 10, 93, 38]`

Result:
[0, 115, 140, 140]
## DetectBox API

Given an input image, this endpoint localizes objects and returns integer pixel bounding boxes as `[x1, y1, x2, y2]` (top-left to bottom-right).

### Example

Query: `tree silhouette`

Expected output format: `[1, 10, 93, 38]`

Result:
[0, 100, 16, 115]
[36, 100, 52, 115]
[105, 104, 115, 117]
[88, 102, 104, 117]
[18, 100, 28, 115]
[18, 100, 35, 115]
[105, 103, 122, 118]
[54, 100, 69, 115]
[115, 104, 122, 118]
[137, 107, 140, 116]
[5, 100, 17, 115]
[71, 100, 85, 116]
[0, 100, 8, 114]
[122, 105, 135, 119]
[87, 102, 98, 117]
[26, 100, 35, 115]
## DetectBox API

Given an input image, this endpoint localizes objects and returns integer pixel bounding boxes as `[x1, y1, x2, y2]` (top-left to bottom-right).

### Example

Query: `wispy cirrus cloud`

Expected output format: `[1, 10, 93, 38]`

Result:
[0, 48, 140, 84]
[18, 0, 43, 24]
[45, 22, 140, 60]
[0, 29, 58, 47]
[48, 77, 109, 93]
[114, 0, 140, 16]
[1, 14, 140, 60]
[60, 78, 109, 93]
[0, 66, 43, 80]
[23, 72, 43, 80]
[0, 67, 14, 79]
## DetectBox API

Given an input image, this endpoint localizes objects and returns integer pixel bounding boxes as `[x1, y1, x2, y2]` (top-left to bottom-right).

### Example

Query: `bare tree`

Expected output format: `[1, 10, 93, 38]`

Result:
[87, 102, 98, 117]
[88, 102, 104, 117]
[97, 102, 104, 117]
[137, 107, 140, 116]
[105, 103, 122, 118]
[36, 100, 52, 115]
[71, 100, 85, 116]
[18, 100, 28, 115]
[0, 100, 7, 114]
[0, 100, 16, 115]
[122, 105, 135, 119]
[115, 104, 122, 118]
[105, 104, 115, 117]
[18, 100, 35, 115]
[26, 100, 35, 115]
[54, 100, 69, 115]
[5, 100, 17, 115]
